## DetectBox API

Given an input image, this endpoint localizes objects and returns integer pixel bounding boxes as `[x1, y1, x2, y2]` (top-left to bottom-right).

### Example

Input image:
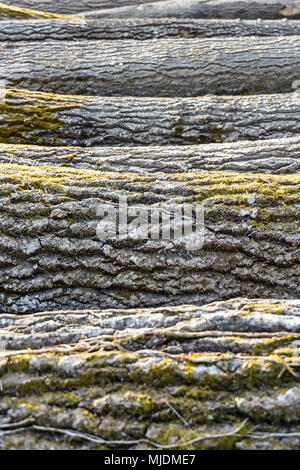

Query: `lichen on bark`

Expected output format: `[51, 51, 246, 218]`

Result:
[0, 2, 83, 19]
[1, 298, 300, 450]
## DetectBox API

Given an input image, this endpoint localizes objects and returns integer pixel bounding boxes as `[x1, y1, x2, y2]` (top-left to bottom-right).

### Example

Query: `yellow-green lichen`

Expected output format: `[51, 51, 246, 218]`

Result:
[0, 89, 81, 145]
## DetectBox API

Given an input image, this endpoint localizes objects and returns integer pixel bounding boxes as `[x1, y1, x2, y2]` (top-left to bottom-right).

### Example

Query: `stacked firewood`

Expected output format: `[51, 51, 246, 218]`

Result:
[0, 0, 299, 450]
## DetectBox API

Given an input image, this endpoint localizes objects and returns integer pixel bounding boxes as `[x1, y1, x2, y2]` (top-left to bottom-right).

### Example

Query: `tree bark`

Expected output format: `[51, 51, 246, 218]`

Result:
[1, 18, 300, 42]
[2, 37, 300, 97]
[81, 0, 300, 20]
[1, 0, 164, 14]
[1, 298, 300, 450]
[1, 89, 300, 146]
[1, 137, 300, 174]
[0, 163, 298, 314]
[1, 0, 299, 19]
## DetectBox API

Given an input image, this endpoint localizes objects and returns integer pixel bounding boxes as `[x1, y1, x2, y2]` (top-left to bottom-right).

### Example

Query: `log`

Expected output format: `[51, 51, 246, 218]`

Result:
[0, 2, 82, 19]
[2, 37, 300, 97]
[1, 137, 300, 174]
[1, 88, 300, 146]
[0, 163, 298, 314]
[1, 298, 300, 450]
[81, 0, 300, 19]
[1, 0, 164, 14]
[1, 18, 300, 42]
[1, 0, 299, 19]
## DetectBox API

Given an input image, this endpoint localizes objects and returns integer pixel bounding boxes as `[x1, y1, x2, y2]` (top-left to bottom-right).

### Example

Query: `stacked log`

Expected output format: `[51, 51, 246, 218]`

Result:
[1, 89, 300, 145]
[2, 18, 300, 42]
[0, 0, 299, 451]
[2, 37, 300, 96]
[1, 137, 299, 173]
[1, 299, 300, 450]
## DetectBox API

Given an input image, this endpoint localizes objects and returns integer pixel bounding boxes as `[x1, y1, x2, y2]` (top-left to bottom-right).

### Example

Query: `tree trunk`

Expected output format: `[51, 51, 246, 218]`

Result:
[1, 89, 300, 146]
[81, 0, 300, 20]
[2, 18, 300, 42]
[2, 37, 300, 97]
[1, 0, 164, 14]
[1, 298, 300, 450]
[0, 163, 298, 314]
[1, 137, 300, 173]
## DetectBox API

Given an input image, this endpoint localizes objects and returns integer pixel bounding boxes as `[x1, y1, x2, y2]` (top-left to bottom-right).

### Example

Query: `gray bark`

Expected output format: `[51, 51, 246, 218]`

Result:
[1, 137, 300, 173]
[81, 0, 300, 19]
[1, 18, 300, 42]
[1, 298, 300, 450]
[0, 163, 298, 314]
[2, 37, 300, 97]
[0, 2, 81, 19]
[2, 89, 300, 146]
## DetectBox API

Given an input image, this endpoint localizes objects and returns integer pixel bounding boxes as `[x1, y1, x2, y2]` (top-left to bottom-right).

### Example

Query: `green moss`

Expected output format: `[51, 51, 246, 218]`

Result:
[45, 391, 80, 407]
[1, 355, 31, 374]
[184, 171, 300, 210]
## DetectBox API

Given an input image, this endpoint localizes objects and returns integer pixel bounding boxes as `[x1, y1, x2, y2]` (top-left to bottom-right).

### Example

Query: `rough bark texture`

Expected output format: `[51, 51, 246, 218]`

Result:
[1, 137, 300, 174]
[1, 298, 300, 450]
[0, 2, 81, 19]
[1, 1, 300, 453]
[1, 0, 164, 14]
[2, 37, 300, 97]
[1, 88, 300, 147]
[81, 0, 300, 19]
[0, 163, 298, 314]
[1, 18, 300, 41]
